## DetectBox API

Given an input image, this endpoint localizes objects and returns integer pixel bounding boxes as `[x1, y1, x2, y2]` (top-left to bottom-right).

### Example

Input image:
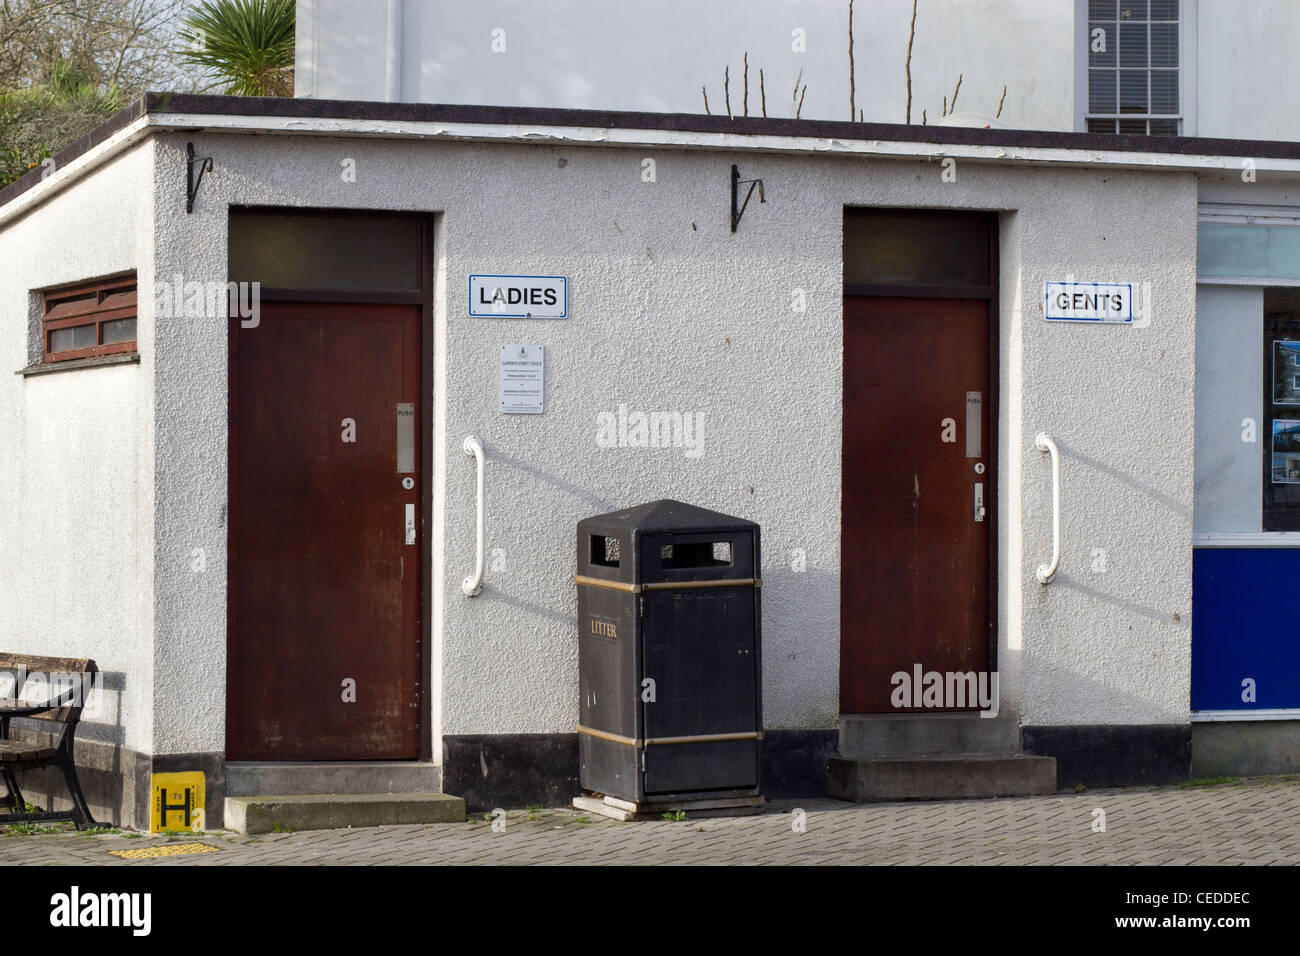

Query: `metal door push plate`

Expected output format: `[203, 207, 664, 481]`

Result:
[396, 403, 415, 473]
[966, 392, 982, 459]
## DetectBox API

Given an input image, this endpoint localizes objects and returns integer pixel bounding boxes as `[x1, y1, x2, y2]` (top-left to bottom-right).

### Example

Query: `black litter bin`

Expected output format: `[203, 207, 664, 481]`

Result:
[575, 499, 762, 805]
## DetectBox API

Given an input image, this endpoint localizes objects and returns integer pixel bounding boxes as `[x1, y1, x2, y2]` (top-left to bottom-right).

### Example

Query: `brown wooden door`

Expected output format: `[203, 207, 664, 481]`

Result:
[228, 302, 421, 759]
[840, 296, 992, 714]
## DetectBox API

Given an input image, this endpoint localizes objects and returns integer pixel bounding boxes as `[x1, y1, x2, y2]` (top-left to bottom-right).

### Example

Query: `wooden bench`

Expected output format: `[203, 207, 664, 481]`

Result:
[0, 653, 99, 829]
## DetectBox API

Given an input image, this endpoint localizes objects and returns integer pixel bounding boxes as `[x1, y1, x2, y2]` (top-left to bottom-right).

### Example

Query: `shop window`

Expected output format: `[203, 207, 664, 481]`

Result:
[1264, 288, 1300, 530]
[1085, 0, 1181, 136]
[42, 274, 137, 363]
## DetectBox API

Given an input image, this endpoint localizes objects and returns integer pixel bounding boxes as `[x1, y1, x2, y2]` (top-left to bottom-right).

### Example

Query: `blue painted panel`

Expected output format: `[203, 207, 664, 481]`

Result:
[1191, 548, 1300, 710]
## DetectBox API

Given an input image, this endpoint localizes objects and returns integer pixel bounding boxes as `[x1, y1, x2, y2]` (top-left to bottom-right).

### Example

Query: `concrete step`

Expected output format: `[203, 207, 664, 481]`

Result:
[224, 792, 466, 834]
[225, 761, 441, 796]
[828, 753, 1057, 802]
[838, 713, 1019, 757]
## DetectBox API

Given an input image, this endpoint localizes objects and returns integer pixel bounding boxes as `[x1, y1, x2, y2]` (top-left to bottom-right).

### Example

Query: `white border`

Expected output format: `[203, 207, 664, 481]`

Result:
[1191, 709, 1300, 722]
[1197, 276, 1300, 287]
[1181, 0, 1199, 137]
[1194, 532, 1300, 546]
[1199, 202, 1300, 225]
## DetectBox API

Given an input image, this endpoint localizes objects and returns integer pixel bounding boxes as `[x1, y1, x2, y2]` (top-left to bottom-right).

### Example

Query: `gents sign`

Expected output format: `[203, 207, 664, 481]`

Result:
[1044, 281, 1133, 323]
[470, 274, 567, 318]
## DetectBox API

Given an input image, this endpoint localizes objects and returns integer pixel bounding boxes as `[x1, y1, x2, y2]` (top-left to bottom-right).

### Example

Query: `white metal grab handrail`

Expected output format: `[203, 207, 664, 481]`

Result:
[1035, 432, 1060, 584]
[462, 436, 485, 596]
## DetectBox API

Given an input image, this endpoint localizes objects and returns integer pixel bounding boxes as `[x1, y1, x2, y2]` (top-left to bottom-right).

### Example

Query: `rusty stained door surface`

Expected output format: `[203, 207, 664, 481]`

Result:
[228, 302, 421, 759]
[840, 296, 992, 714]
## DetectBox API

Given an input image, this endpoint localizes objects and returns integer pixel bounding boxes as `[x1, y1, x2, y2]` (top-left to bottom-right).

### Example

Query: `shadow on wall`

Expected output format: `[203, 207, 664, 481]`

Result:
[480, 535, 841, 719]
[1047, 576, 1188, 628]
[9, 669, 132, 826]
[1018, 436, 1193, 787]
[1052, 437, 1192, 521]
[478, 445, 620, 515]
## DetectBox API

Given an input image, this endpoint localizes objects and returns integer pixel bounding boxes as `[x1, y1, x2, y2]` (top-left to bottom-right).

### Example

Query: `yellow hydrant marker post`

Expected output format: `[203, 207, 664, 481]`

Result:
[149, 771, 206, 833]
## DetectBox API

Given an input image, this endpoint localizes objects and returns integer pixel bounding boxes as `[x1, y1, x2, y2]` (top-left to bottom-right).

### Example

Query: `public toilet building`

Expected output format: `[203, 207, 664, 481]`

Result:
[2, 94, 1297, 828]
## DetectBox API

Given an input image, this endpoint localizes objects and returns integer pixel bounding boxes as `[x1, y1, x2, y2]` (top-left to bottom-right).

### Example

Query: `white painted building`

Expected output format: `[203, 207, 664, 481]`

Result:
[299, 0, 1300, 141]
[1, 0, 1298, 831]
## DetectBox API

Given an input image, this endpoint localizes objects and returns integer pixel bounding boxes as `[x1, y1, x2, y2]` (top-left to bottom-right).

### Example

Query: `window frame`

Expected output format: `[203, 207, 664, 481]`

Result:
[1263, 312, 1300, 529]
[41, 274, 138, 364]
[1075, 0, 1197, 136]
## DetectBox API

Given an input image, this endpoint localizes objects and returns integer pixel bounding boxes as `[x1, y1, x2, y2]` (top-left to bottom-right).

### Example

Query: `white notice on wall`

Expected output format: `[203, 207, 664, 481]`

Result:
[1044, 281, 1133, 323]
[471, 275, 567, 318]
[500, 344, 544, 414]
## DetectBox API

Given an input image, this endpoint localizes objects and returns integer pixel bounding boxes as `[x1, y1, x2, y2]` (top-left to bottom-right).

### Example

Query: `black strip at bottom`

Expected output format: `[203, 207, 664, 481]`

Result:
[443, 729, 839, 810]
[1021, 723, 1191, 789]
[762, 729, 838, 799]
[442, 734, 580, 812]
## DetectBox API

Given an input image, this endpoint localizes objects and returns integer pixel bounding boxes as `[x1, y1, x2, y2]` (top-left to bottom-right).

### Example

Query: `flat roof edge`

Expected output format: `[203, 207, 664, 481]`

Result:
[131, 93, 1300, 161]
[4, 91, 1300, 213]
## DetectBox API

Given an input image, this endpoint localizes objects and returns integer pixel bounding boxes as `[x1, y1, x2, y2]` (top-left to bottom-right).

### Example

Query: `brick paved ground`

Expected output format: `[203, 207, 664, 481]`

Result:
[3, 775, 1298, 866]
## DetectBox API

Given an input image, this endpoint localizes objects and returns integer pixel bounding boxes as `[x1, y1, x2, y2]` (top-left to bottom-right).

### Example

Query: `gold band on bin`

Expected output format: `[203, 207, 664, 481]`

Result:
[573, 574, 640, 593]
[576, 725, 639, 746]
[573, 574, 761, 593]
[644, 731, 764, 746]
[577, 725, 764, 747]
[642, 579, 760, 590]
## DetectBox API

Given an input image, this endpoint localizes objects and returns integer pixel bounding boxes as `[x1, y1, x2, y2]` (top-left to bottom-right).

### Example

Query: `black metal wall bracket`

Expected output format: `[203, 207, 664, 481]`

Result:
[730, 163, 766, 233]
[186, 141, 213, 214]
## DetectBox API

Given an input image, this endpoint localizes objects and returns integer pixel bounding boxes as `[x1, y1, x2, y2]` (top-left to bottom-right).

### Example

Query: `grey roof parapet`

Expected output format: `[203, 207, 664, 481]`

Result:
[2, 90, 1296, 211]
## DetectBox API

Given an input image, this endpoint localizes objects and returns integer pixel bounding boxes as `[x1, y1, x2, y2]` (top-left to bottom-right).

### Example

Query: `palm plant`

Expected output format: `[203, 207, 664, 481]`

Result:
[177, 0, 295, 97]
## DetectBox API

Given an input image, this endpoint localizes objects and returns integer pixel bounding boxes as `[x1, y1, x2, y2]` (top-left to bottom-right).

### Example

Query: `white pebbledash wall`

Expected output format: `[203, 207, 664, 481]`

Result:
[137, 128, 1198, 758]
[0, 138, 156, 756]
